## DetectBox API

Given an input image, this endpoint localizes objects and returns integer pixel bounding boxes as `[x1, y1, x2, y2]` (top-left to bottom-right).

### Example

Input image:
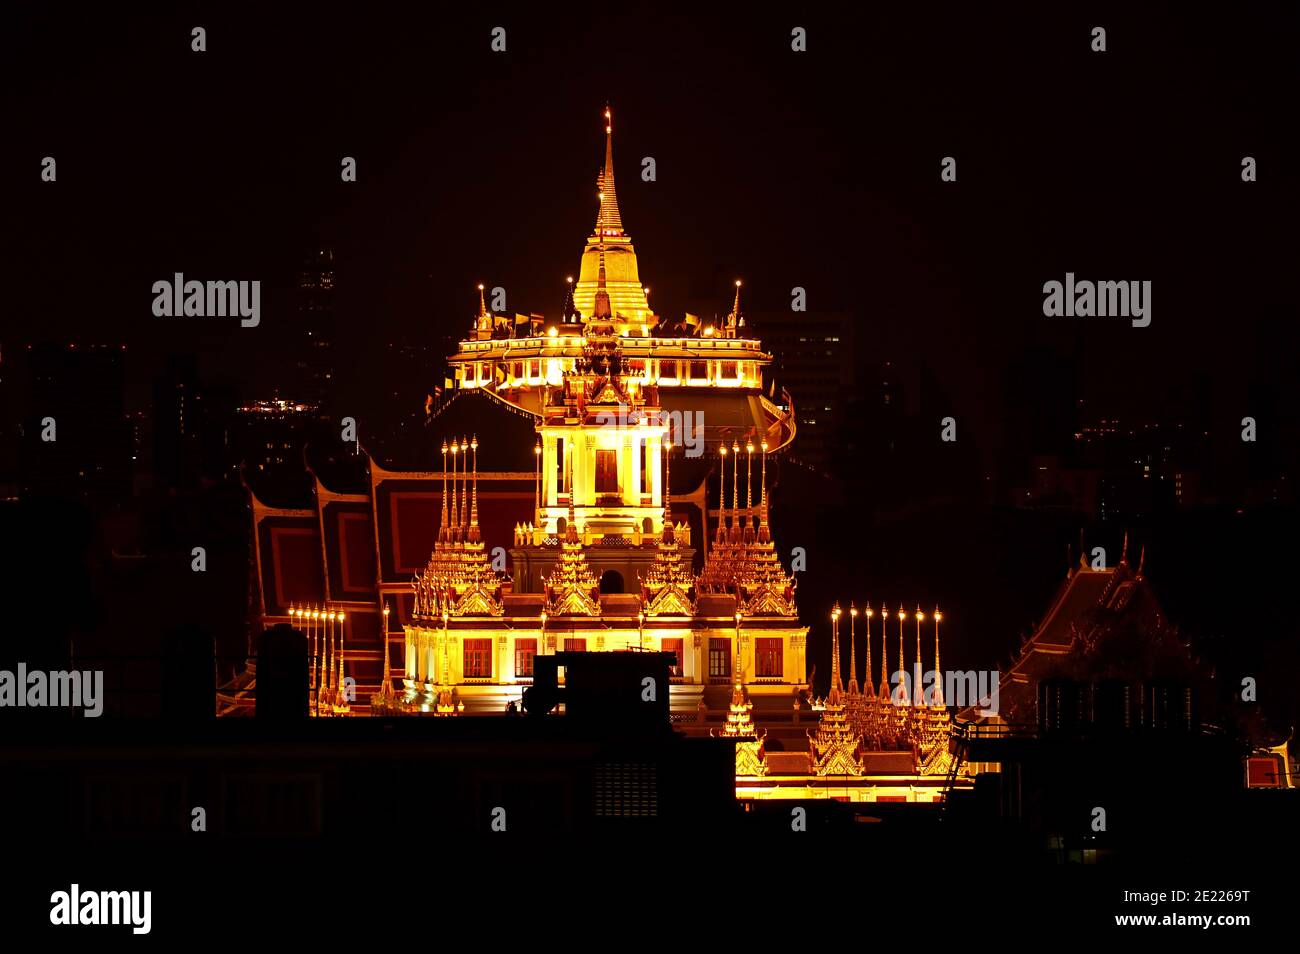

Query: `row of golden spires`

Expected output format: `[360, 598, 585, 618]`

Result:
[828, 601, 945, 704]
[438, 435, 481, 545]
[286, 603, 350, 716]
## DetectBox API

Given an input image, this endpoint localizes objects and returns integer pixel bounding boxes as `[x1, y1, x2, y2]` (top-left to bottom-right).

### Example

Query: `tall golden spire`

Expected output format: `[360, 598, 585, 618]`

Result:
[829, 602, 842, 699]
[848, 603, 859, 695]
[439, 440, 449, 543]
[460, 437, 470, 534]
[469, 435, 480, 543]
[595, 104, 624, 235]
[574, 104, 649, 322]
[716, 444, 728, 543]
[863, 603, 875, 696]
[725, 279, 742, 337]
[879, 605, 890, 699]
[566, 447, 578, 543]
[933, 606, 944, 706]
[662, 437, 673, 540]
[898, 605, 908, 707]
[452, 439, 462, 538]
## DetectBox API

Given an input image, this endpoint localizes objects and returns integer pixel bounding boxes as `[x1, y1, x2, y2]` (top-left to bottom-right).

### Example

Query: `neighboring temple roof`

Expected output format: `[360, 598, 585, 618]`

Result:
[966, 543, 1205, 723]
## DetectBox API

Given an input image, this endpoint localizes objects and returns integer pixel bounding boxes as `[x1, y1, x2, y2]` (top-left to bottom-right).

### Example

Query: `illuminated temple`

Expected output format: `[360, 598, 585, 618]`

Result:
[229, 107, 969, 802]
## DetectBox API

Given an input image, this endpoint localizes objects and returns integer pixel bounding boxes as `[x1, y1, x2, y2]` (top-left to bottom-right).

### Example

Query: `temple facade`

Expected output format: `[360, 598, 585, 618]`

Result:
[374, 105, 808, 717]
[231, 106, 973, 803]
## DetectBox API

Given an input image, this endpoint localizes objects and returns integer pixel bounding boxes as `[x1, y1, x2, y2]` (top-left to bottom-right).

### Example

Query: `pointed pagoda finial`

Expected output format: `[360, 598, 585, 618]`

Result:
[460, 437, 470, 529]
[848, 602, 858, 694]
[439, 439, 449, 543]
[469, 434, 480, 539]
[863, 602, 875, 696]
[565, 446, 578, 543]
[595, 103, 623, 236]
[716, 443, 728, 543]
[830, 602, 843, 696]
[662, 438, 675, 543]
[562, 276, 576, 321]
[726, 280, 742, 337]
[879, 604, 890, 698]
[1120, 530, 1129, 566]
[449, 437, 460, 539]
[933, 606, 944, 706]
[728, 439, 741, 542]
[1137, 545, 1146, 577]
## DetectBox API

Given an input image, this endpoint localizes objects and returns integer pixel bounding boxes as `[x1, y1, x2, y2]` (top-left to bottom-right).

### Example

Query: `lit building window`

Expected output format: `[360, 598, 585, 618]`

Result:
[514, 638, 537, 678]
[463, 638, 493, 679]
[755, 637, 783, 677]
[661, 638, 684, 676]
[709, 638, 731, 678]
[595, 449, 620, 494]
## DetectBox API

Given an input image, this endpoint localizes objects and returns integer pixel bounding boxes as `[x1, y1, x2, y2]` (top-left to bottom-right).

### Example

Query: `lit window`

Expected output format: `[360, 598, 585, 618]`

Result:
[514, 639, 536, 678]
[755, 638, 783, 678]
[463, 638, 493, 679]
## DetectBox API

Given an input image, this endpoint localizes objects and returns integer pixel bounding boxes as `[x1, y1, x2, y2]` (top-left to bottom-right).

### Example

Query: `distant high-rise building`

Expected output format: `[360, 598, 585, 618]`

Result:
[750, 311, 855, 471]
[0, 340, 19, 498]
[296, 248, 336, 411]
[228, 399, 319, 475]
[151, 353, 203, 491]
[20, 343, 132, 501]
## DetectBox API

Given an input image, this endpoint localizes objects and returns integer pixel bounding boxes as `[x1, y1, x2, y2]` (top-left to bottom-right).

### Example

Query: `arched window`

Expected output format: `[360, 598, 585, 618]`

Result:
[599, 570, 624, 594]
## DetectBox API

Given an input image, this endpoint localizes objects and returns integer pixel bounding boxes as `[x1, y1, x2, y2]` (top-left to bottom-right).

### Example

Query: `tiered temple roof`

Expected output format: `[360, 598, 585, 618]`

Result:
[412, 435, 505, 619]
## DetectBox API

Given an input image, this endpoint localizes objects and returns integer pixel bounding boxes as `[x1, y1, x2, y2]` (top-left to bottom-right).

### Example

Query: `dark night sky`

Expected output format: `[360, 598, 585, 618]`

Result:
[7, 3, 1296, 454]
[3, 4, 1299, 728]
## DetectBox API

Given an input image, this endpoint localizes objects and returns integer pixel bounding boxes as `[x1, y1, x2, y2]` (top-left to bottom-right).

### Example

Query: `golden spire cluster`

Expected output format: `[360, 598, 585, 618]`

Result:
[288, 603, 350, 716]
[697, 436, 792, 615]
[415, 435, 504, 619]
[639, 439, 697, 617]
[810, 602, 955, 776]
[807, 601, 866, 777]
